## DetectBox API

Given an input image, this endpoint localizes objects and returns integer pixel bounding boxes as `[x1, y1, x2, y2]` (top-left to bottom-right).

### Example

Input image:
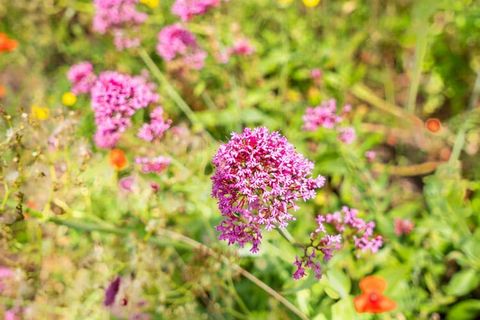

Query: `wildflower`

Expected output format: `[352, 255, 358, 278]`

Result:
[365, 150, 376, 162]
[212, 127, 325, 253]
[62, 92, 77, 107]
[230, 38, 255, 56]
[67, 62, 97, 95]
[0, 33, 18, 52]
[109, 149, 128, 170]
[104, 277, 121, 306]
[138, 107, 172, 142]
[140, 0, 159, 8]
[91, 71, 159, 148]
[338, 127, 356, 144]
[0, 85, 5, 98]
[156, 24, 206, 70]
[119, 176, 135, 192]
[293, 207, 382, 279]
[394, 218, 414, 236]
[171, 0, 220, 21]
[303, 99, 342, 131]
[31, 105, 50, 120]
[310, 68, 322, 80]
[303, 0, 320, 7]
[354, 276, 396, 313]
[425, 118, 441, 133]
[135, 156, 170, 174]
[4, 309, 19, 320]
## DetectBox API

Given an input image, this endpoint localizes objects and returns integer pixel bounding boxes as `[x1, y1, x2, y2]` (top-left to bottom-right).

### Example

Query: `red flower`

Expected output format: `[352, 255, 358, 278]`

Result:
[425, 118, 441, 133]
[354, 276, 396, 313]
[0, 33, 18, 52]
[109, 149, 128, 171]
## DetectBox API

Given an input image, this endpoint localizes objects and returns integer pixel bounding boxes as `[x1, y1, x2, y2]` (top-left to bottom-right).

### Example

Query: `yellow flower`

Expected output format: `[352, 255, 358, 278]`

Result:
[307, 87, 322, 105]
[61, 92, 77, 107]
[286, 89, 301, 102]
[140, 0, 159, 9]
[303, 0, 320, 8]
[31, 105, 50, 120]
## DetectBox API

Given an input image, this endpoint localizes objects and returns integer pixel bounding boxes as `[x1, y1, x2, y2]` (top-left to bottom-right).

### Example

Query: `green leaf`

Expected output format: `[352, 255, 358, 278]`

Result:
[326, 269, 351, 299]
[447, 300, 480, 320]
[331, 297, 356, 320]
[445, 269, 480, 296]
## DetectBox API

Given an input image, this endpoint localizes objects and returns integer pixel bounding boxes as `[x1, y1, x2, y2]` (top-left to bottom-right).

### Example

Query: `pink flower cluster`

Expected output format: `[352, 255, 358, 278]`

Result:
[0, 266, 14, 293]
[171, 0, 220, 21]
[93, 0, 147, 50]
[135, 156, 171, 174]
[138, 107, 172, 142]
[293, 206, 383, 280]
[156, 24, 207, 70]
[219, 38, 255, 63]
[67, 62, 97, 94]
[91, 71, 159, 148]
[211, 127, 325, 253]
[303, 99, 356, 144]
[394, 218, 414, 236]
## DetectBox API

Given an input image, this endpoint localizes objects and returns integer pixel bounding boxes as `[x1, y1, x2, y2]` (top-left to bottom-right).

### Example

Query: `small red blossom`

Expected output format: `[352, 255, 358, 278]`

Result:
[0, 33, 18, 52]
[109, 149, 128, 171]
[425, 118, 441, 133]
[354, 276, 396, 314]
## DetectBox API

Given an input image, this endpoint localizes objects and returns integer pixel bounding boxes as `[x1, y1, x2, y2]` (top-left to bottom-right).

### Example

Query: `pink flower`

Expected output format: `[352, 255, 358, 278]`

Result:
[171, 0, 220, 21]
[212, 127, 325, 253]
[93, 0, 146, 50]
[119, 176, 135, 192]
[394, 218, 414, 236]
[230, 38, 255, 56]
[4, 310, 19, 320]
[135, 156, 171, 174]
[0, 266, 14, 293]
[365, 150, 376, 162]
[156, 24, 207, 70]
[303, 99, 343, 131]
[90, 71, 159, 148]
[294, 207, 382, 279]
[310, 68, 322, 80]
[338, 127, 356, 144]
[67, 62, 97, 94]
[138, 107, 172, 142]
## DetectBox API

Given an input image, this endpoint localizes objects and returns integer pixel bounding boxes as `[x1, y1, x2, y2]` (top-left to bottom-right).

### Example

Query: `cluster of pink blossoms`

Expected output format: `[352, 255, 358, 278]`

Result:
[67, 62, 97, 94]
[211, 127, 325, 253]
[219, 38, 255, 63]
[156, 24, 207, 70]
[293, 206, 383, 280]
[172, 0, 220, 21]
[394, 218, 414, 236]
[135, 156, 171, 174]
[93, 0, 147, 50]
[91, 71, 159, 148]
[303, 99, 356, 144]
[138, 107, 172, 142]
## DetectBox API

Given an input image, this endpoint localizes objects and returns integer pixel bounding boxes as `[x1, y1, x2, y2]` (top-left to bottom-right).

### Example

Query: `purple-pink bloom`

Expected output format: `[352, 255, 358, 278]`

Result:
[303, 99, 343, 131]
[138, 107, 172, 142]
[212, 127, 325, 253]
[67, 62, 97, 94]
[90, 71, 159, 148]
[310, 68, 322, 80]
[0, 266, 14, 293]
[338, 127, 356, 144]
[365, 150, 376, 162]
[394, 218, 414, 236]
[104, 277, 121, 306]
[156, 24, 206, 70]
[135, 156, 171, 174]
[119, 176, 135, 192]
[4, 310, 19, 320]
[230, 38, 255, 56]
[171, 0, 220, 21]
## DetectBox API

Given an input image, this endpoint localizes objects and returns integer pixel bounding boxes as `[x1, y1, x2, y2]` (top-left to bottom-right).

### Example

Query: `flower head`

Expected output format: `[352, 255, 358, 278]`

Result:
[354, 276, 396, 313]
[0, 33, 18, 52]
[91, 71, 159, 148]
[137, 107, 172, 142]
[212, 127, 325, 252]
[425, 118, 441, 133]
[135, 156, 171, 174]
[338, 127, 356, 144]
[394, 218, 414, 236]
[156, 24, 206, 70]
[230, 38, 255, 56]
[67, 62, 97, 95]
[303, 99, 342, 131]
[110, 149, 128, 170]
[62, 92, 77, 106]
[104, 277, 121, 306]
[171, 0, 220, 21]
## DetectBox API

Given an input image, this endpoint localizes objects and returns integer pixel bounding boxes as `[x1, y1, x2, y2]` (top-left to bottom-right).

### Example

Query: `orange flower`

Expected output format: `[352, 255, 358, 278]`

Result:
[425, 118, 441, 133]
[0, 33, 18, 52]
[354, 276, 396, 314]
[109, 149, 128, 171]
[0, 85, 5, 98]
